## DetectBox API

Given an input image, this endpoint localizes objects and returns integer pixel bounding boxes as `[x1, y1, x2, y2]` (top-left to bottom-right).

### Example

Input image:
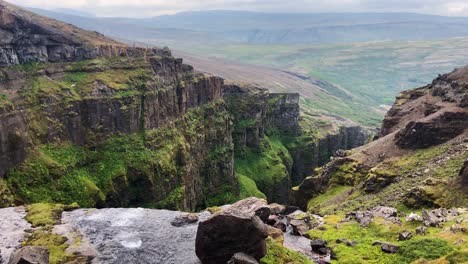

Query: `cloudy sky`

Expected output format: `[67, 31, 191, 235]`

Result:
[10, 0, 468, 17]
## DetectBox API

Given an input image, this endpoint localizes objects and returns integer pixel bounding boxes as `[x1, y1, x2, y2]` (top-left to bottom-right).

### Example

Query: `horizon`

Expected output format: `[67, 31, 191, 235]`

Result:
[9, 0, 468, 18]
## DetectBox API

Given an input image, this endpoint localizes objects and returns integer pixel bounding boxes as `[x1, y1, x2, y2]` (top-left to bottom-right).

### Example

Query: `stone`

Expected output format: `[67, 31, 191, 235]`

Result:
[423, 209, 448, 227]
[398, 231, 412, 241]
[372, 206, 398, 218]
[268, 203, 286, 215]
[381, 243, 400, 254]
[8, 246, 49, 264]
[195, 198, 269, 264]
[416, 226, 427, 235]
[373, 241, 399, 253]
[227, 253, 259, 264]
[345, 211, 374, 227]
[406, 213, 423, 222]
[310, 239, 328, 255]
[273, 221, 287, 232]
[171, 213, 198, 227]
[267, 226, 284, 245]
[267, 214, 279, 226]
[336, 238, 357, 247]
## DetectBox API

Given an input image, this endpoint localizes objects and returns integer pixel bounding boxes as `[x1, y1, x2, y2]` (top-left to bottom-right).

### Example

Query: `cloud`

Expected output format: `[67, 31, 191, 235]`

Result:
[8, 0, 468, 17]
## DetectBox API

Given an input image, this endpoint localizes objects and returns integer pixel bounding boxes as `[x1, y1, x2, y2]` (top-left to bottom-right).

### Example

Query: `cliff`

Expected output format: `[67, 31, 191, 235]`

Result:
[0, 0, 132, 66]
[292, 66, 468, 211]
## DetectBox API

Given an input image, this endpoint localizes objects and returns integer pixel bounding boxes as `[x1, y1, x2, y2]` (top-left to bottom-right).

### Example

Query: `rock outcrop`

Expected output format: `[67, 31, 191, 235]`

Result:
[0, 0, 140, 67]
[195, 198, 269, 264]
[291, 66, 468, 212]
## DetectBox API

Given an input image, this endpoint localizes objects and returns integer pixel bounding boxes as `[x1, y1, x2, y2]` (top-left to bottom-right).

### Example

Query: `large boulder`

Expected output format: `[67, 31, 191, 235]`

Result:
[8, 246, 49, 264]
[195, 198, 269, 264]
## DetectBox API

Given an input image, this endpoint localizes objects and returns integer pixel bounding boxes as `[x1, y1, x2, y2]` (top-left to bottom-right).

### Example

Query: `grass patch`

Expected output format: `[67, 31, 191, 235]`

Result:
[235, 135, 292, 201]
[399, 238, 454, 263]
[260, 238, 314, 264]
[23, 230, 72, 264]
[238, 173, 267, 200]
[307, 185, 352, 212]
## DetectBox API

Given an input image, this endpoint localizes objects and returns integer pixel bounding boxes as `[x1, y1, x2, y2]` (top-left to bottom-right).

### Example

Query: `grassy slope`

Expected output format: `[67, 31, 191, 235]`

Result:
[169, 37, 468, 126]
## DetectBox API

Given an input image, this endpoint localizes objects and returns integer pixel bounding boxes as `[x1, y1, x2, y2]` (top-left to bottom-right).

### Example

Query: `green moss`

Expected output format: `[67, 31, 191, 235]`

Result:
[235, 135, 292, 200]
[0, 178, 14, 207]
[260, 238, 313, 264]
[7, 100, 233, 210]
[238, 173, 267, 200]
[153, 186, 185, 210]
[235, 118, 257, 129]
[307, 185, 352, 212]
[399, 238, 454, 263]
[329, 161, 367, 186]
[26, 203, 79, 227]
[205, 184, 238, 207]
[23, 230, 72, 264]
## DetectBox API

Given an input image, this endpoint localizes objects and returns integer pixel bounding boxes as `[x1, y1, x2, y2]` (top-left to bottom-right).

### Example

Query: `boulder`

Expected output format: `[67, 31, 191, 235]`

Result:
[171, 213, 198, 227]
[423, 209, 448, 227]
[8, 246, 49, 264]
[287, 211, 319, 236]
[267, 226, 284, 245]
[310, 239, 328, 255]
[372, 241, 399, 253]
[227, 253, 259, 264]
[195, 198, 269, 264]
[345, 211, 374, 227]
[268, 203, 286, 215]
[416, 226, 427, 235]
[398, 231, 412, 241]
[372, 207, 398, 218]
[406, 213, 423, 222]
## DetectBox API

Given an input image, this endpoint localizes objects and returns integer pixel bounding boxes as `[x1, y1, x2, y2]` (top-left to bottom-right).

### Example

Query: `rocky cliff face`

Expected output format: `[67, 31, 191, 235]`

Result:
[0, 0, 139, 66]
[0, 50, 236, 210]
[292, 66, 468, 211]
[224, 84, 369, 204]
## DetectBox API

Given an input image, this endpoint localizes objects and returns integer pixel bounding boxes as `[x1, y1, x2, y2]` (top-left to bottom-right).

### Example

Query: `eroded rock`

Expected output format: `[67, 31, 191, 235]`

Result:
[7, 246, 49, 264]
[195, 198, 269, 264]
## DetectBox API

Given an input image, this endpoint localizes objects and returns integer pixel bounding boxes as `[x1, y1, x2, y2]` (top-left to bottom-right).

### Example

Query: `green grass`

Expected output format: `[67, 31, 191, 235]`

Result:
[7, 100, 234, 209]
[23, 230, 72, 264]
[260, 238, 314, 264]
[235, 135, 292, 200]
[238, 173, 267, 200]
[305, 215, 458, 264]
[167, 37, 468, 126]
[307, 185, 352, 212]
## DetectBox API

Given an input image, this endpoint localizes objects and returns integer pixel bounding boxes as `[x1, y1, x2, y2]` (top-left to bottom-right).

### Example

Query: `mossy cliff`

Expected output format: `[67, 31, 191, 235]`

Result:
[224, 84, 369, 204]
[0, 51, 237, 210]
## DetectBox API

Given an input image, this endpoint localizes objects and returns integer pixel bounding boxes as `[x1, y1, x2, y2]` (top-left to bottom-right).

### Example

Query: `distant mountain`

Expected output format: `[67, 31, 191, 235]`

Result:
[28, 9, 468, 44]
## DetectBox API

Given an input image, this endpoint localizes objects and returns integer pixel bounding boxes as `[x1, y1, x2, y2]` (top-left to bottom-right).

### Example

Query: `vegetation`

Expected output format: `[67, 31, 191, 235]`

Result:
[23, 230, 72, 264]
[7, 100, 234, 209]
[261, 238, 314, 264]
[235, 135, 292, 200]
[238, 174, 267, 200]
[26, 203, 78, 227]
[305, 215, 461, 264]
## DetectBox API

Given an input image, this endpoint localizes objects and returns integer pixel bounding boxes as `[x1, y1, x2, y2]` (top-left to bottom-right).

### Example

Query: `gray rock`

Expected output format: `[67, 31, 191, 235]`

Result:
[381, 243, 400, 253]
[171, 213, 199, 227]
[373, 241, 399, 253]
[195, 198, 269, 264]
[423, 209, 448, 227]
[227, 253, 259, 264]
[310, 239, 327, 254]
[345, 211, 374, 227]
[416, 226, 428, 235]
[406, 213, 423, 222]
[7, 246, 49, 264]
[0, 207, 31, 263]
[268, 203, 286, 215]
[398, 231, 412, 241]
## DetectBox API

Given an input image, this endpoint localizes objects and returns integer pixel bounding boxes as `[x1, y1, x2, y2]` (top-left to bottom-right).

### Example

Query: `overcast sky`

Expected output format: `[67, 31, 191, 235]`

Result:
[10, 0, 468, 18]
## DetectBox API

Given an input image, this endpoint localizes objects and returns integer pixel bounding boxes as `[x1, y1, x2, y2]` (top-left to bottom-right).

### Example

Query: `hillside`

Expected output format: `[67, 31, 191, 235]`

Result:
[22, 7, 468, 127]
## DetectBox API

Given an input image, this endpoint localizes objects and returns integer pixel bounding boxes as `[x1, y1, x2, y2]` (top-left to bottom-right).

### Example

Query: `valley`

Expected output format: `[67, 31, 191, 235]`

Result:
[0, 1, 467, 264]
